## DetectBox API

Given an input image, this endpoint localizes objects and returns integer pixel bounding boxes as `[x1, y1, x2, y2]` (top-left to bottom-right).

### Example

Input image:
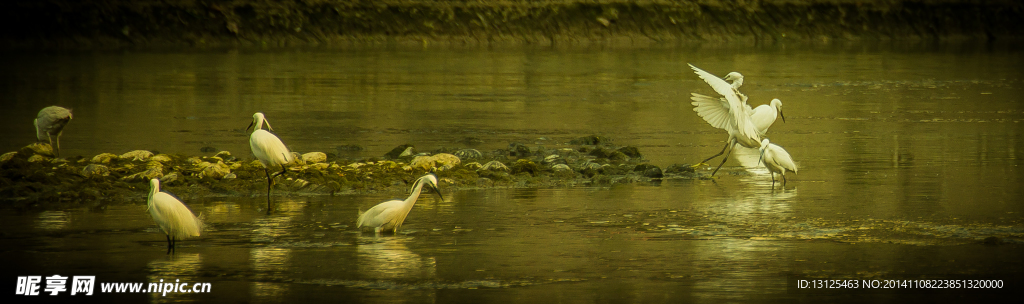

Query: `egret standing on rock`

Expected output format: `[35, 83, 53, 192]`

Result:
[34, 106, 73, 157]
[357, 174, 445, 235]
[147, 179, 203, 254]
[758, 139, 798, 187]
[247, 112, 294, 213]
[688, 64, 762, 176]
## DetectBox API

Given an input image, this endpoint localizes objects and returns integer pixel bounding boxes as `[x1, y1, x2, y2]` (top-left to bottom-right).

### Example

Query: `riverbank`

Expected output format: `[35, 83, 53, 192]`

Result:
[0, 136, 710, 208]
[1, 0, 1021, 49]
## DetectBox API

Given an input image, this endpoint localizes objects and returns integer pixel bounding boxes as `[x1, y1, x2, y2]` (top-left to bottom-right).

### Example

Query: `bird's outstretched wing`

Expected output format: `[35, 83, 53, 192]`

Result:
[689, 64, 743, 107]
[689, 64, 759, 145]
[690, 93, 733, 130]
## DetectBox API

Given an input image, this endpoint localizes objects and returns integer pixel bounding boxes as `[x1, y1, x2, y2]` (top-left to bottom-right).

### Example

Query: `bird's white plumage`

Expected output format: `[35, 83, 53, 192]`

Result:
[249, 113, 294, 169]
[147, 179, 203, 239]
[688, 64, 760, 149]
[758, 139, 798, 184]
[34, 106, 73, 157]
[357, 174, 442, 233]
[724, 72, 744, 90]
[750, 98, 784, 136]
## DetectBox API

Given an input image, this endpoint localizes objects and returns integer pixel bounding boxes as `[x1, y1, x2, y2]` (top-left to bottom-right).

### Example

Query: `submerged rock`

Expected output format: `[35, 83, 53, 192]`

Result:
[81, 164, 111, 178]
[570, 135, 608, 145]
[123, 166, 163, 182]
[384, 144, 415, 159]
[199, 161, 231, 179]
[150, 154, 173, 163]
[91, 153, 118, 164]
[508, 143, 531, 157]
[0, 136, 708, 205]
[510, 159, 541, 176]
[480, 160, 509, 172]
[336, 144, 364, 152]
[214, 151, 235, 161]
[119, 150, 153, 161]
[302, 152, 327, 164]
[410, 153, 461, 171]
[24, 143, 54, 157]
[161, 172, 180, 185]
[617, 146, 642, 158]
[665, 164, 697, 174]
[0, 152, 16, 163]
[453, 149, 483, 160]
[643, 166, 664, 178]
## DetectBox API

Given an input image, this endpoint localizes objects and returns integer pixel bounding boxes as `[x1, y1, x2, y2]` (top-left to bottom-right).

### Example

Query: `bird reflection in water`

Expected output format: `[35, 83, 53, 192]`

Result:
[147, 253, 203, 304]
[356, 236, 436, 280]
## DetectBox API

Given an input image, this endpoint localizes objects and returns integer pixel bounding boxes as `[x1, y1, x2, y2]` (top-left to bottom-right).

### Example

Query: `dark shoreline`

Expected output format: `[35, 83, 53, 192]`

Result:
[2, 0, 1022, 50]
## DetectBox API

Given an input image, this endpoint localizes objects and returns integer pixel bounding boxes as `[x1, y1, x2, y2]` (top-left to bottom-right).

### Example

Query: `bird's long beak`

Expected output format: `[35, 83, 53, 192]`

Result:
[780, 109, 786, 123]
[246, 121, 254, 132]
[758, 149, 766, 167]
[431, 185, 445, 202]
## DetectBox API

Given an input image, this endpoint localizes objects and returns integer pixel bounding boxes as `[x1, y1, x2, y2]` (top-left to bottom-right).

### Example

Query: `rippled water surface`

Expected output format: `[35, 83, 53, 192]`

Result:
[2, 41, 1023, 302]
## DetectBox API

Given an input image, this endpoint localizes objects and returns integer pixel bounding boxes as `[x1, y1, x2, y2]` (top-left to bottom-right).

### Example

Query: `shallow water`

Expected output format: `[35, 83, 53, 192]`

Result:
[2, 41, 1024, 302]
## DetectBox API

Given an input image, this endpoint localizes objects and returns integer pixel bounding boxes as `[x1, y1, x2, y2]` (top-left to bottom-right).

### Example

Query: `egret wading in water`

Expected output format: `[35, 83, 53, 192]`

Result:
[357, 174, 444, 235]
[34, 106, 73, 157]
[750, 99, 785, 136]
[691, 77, 785, 169]
[757, 139, 798, 187]
[147, 179, 203, 254]
[246, 112, 294, 213]
[688, 64, 762, 176]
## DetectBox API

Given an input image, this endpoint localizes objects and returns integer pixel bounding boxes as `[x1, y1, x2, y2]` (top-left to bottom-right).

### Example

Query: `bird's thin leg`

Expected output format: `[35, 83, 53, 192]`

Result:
[700, 140, 732, 165]
[49, 134, 60, 158]
[711, 141, 735, 176]
[268, 164, 288, 214]
[782, 174, 787, 187]
[166, 235, 172, 255]
[771, 173, 776, 189]
[272, 163, 287, 179]
[265, 168, 273, 213]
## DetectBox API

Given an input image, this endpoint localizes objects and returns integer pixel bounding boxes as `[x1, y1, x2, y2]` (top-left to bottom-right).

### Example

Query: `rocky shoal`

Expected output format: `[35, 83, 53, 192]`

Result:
[0, 135, 709, 208]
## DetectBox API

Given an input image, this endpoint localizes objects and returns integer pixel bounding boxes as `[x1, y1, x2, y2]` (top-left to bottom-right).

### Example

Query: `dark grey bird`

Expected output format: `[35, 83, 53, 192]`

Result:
[34, 106, 73, 157]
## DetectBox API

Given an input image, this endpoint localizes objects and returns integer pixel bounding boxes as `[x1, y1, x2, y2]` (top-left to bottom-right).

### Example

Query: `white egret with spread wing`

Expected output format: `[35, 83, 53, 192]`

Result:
[724, 72, 744, 90]
[34, 106, 73, 157]
[688, 64, 762, 175]
[246, 112, 294, 212]
[758, 139, 798, 187]
[357, 174, 445, 234]
[147, 179, 203, 254]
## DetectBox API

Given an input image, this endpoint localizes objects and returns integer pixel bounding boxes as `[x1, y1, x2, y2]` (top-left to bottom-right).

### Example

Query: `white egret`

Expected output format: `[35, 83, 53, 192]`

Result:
[724, 72, 744, 90]
[34, 106, 73, 157]
[688, 64, 762, 176]
[733, 98, 787, 170]
[757, 139, 798, 187]
[246, 112, 294, 213]
[750, 98, 785, 136]
[147, 179, 203, 254]
[357, 174, 444, 234]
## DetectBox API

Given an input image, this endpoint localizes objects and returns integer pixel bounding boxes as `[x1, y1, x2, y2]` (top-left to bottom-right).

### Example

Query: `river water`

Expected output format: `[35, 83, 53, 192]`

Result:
[2, 41, 1023, 302]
